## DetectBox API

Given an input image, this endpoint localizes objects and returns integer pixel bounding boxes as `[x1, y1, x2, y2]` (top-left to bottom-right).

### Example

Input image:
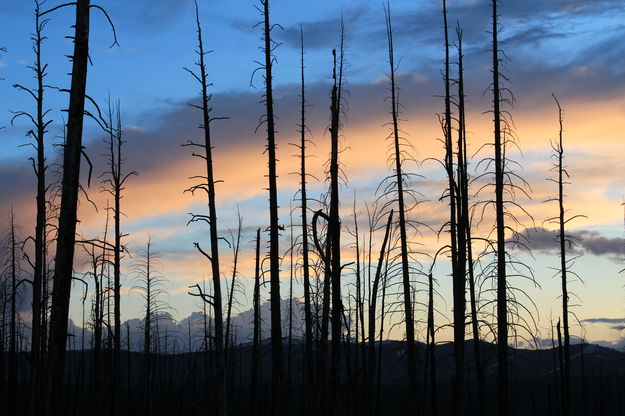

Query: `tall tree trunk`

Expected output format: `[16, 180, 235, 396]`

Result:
[112, 114, 122, 411]
[298, 27, 314, 406]
[30, 4, 48, 412]
[45, 2, 91, 414]
[491, 1, 508, 413]
[287, 211, 294, 415]
[187, 3, 227, 414]
[442, 3, 466, 413]
[329, 35, 345, 416]
[456, 27, 485, 416]
[383, 7, 417, 405]
[553, 94, 570, 416]
[259, 2, 283, 413]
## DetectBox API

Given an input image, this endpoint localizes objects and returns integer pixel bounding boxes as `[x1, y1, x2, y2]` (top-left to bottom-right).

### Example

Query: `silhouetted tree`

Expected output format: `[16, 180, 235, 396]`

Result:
[368, 209, 393, 413]
[546, 94, 584, 416]
[182, 2, 228, 414]
[225, 212, 243, 355]
[101, 100, 136, 393]
[328, 33, 345, 416]
[11, 3, 51, 411]
[383, 6, 417, 404]
[44, 1, 92, 413]
[296, 26, 314, 403]
[252, 228, 261, 416]
[440, 2, 466, 414]
[255, 1, 283, 412]
[490, 1, 509, 413]
[455, 25, 485, 416]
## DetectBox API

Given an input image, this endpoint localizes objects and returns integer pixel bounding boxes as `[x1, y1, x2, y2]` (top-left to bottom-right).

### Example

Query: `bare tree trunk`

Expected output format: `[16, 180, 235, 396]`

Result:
[27, 5, 48, 412]
[329, 36, 345, 416]
[259, 2, 283, 413]
[427, 272, 437, 416]
[112, 114, 122, 410]
[287, 210, 294, 415]
[184, 3, 227, 414]
[225, 213, 242, 358]
[8, 209, 18, 416]
[439, 2, 466, 415]
[252, 228, 261, 416]
[553, 94, 570, 416]
[352, 197, 364, 414]
[490, 1, 508, 413]
[557, 318, 565, 415]
[456, 27, 486, 416]
[103, 101, 134, 414]
[367, 210, 393, 415]
[314, 208, 332, 412]
[383, 7, 417, 405]
[298, 27, 314, 405]
[45, 2, 91, 414]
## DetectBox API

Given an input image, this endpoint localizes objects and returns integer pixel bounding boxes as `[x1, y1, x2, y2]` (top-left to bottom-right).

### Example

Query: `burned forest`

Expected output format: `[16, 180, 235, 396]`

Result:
[1, 0, 625, 415]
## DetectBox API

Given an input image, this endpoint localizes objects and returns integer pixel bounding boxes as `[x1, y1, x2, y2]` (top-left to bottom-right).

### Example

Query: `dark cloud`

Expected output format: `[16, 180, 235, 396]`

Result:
[278, 18, 347, 50]
[582, 317, 625, 324]
[109, 0, 195, 30]
[276, 6, 367, 51]
[510, 227, 623, 257]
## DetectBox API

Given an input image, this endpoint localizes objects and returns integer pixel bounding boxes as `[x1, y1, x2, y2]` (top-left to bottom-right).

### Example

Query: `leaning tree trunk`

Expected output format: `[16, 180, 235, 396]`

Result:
[45, 1, 91, 415]
[368, 210, 393, 415]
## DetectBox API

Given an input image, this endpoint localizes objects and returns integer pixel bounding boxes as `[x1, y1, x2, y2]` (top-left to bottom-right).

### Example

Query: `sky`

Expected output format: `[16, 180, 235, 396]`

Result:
[1, 0, 625, 349]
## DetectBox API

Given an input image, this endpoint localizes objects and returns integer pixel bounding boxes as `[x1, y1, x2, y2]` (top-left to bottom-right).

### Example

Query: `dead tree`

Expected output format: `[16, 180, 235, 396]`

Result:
[252, 228, 261, 416]
[132, 236, 167, 415]
[44, 2, 92, 414]
[225, 212, 243, 356]
[101, 100, 135, 385]
[296, 26, 314, 400]
[5, 209, 21, 416]
[328, 34, 345, 416]
[456, 25, 485, 415]
[441, 2, 465, 414]
[490, 1, 509, 413]
[182, 2, 228, 414]
[383, 5, 417, 402]
[255, 1, 283, 412]
[426, 272, 437, 416]
[554, 95, 570, 416]
[11, 3, 51, 411]
[546, 94, 583, 416]
[367, 209, 393, 413]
